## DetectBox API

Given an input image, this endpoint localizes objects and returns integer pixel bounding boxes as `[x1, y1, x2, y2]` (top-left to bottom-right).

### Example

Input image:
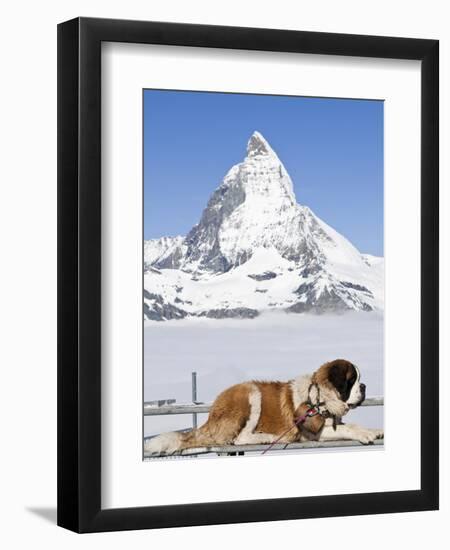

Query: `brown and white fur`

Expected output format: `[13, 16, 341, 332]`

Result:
[145, 359, 383, 455]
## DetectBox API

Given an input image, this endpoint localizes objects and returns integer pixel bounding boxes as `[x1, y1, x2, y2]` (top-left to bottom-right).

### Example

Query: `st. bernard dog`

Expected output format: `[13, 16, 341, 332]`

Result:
[145, 359, 383, 455]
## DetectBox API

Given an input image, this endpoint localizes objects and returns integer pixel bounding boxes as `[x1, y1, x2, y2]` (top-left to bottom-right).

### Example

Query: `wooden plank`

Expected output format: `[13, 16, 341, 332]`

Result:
[143, 438, 384, 458]
[144, 396, 384, 416]
[145, 399, 176, 407]
[144, 403, 211, 415]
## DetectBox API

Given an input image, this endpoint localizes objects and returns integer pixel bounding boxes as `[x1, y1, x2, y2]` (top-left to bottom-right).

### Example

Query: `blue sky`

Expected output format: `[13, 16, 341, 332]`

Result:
[143, 90, 384, 256]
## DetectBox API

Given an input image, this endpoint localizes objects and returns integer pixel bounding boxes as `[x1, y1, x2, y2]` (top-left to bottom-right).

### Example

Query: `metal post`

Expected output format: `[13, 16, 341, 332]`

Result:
[191, 371, 197, 429]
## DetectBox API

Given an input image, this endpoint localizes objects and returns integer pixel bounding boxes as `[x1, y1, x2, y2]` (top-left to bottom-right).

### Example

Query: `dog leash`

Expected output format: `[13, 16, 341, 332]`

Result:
[261, 405, 320, 455]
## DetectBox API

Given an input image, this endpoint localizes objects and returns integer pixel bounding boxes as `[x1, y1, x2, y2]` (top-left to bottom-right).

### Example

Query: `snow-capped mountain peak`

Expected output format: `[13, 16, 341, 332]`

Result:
[144, 132, 384, 320]
[246, 130, 276, 158]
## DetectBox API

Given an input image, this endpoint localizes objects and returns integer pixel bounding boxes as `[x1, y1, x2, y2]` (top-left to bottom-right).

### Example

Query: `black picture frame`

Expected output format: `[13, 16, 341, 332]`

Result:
[57, 17, 439, 533]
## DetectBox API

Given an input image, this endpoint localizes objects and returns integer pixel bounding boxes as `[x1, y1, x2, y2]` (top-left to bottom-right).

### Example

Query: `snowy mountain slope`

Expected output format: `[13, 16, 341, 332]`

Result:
[144, 236, 185, 271]
[144, 131, 384, 320]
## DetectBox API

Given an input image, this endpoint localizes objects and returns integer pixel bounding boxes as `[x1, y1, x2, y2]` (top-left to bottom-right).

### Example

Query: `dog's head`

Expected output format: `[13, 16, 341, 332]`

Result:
[312, 359, 366, 417]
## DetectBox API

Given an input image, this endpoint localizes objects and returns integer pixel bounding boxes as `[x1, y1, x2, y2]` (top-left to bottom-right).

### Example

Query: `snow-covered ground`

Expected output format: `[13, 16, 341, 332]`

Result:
[144, 311, 384, 438]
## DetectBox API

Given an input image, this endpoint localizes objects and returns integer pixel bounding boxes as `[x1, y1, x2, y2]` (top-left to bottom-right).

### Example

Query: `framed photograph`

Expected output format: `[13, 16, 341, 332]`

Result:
[57, 17, 439, 532]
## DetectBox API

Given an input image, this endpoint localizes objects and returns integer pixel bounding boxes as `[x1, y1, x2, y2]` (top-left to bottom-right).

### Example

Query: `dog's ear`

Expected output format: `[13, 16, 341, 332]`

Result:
[328, 361, 351, 401]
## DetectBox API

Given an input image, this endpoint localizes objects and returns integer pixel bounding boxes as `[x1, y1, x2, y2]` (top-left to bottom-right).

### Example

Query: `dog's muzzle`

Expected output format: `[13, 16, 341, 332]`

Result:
[348, 383, 366, 409]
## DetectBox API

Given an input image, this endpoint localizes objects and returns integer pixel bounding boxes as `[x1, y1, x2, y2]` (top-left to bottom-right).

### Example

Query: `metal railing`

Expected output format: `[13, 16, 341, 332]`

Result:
[144, 396, 384, 416]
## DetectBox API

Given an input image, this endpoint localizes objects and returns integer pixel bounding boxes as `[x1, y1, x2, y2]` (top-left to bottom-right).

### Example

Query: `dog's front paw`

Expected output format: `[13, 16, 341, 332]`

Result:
[357, 429, 377, 444]
[344, 425, 375, 444]
[346, 424, 384, 444]
[356, 428, 384, 444]
[373, 428, 384, 440]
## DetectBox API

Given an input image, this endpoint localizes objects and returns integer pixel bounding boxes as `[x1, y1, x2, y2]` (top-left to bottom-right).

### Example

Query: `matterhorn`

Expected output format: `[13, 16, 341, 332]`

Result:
[144, 131, 383, 321]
